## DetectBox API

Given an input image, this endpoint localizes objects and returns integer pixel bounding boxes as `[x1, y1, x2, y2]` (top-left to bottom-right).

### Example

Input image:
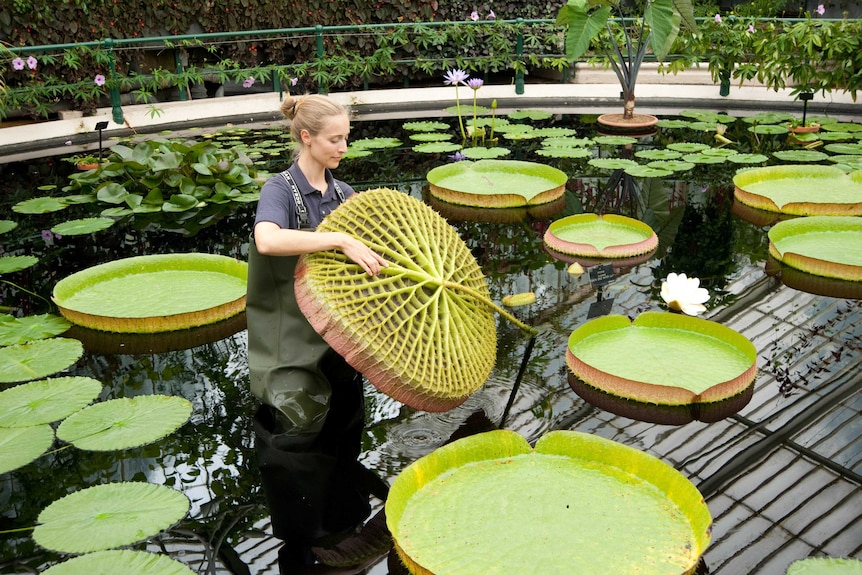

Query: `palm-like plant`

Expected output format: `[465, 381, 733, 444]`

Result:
[557, 0, 697, 129]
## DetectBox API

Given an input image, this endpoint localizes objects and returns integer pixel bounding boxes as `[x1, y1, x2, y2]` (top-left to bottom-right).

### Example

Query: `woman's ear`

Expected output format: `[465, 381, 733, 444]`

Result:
[300, 129, 312, 146]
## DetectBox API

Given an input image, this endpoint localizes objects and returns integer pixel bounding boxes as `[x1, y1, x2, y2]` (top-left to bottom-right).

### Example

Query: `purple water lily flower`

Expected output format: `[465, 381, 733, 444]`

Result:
[443, 69, 469, 86]
[467, 77, 484, 90]
[448, 151, 466, 162]
[94, 74, 106, 87]
[12, 57, 24, 70]
[27, 56, 37, 69]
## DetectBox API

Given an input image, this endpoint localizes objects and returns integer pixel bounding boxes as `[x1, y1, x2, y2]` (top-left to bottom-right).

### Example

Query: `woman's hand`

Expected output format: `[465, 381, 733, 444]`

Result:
[337, 233, 388, 276]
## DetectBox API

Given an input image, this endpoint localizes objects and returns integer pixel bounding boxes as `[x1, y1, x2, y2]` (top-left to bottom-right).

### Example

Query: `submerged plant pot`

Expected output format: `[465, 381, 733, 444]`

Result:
[788, 123, 820, 133]
[53, 253, 248, 333]
[386, 429, 712, 575]
[596, 113, 659, 136]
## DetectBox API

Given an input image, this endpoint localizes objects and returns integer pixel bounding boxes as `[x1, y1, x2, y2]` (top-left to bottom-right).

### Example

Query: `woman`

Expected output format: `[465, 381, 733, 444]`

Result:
[246, 94, 389, 574]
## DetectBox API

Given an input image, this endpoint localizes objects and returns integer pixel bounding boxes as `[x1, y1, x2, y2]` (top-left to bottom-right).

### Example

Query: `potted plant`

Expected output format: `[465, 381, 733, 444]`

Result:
[556, 0, 698, 133]
[62, 154, 102, 170]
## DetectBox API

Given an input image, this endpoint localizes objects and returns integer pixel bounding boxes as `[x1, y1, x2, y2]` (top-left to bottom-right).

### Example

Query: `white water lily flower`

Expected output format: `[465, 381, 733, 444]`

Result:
[660, 273, 710, 316]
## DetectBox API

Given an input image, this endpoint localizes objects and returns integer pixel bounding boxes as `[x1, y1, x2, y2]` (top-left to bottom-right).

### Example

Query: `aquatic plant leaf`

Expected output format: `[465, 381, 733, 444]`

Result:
[635, 149, 682, 160]
[667, 142, 710, 152]
[461, 146, 510, 159]
[33, 482, 190, 554]
[0, 313, 71, 346]
[624, 165, 673, 178]
[656, 119, 691, 129]
[567, 311, 757, 405]
[825, 143, 862, 155]
[750, 124, 789, 135]
[57, 395, 192, 451]
[427, 160, 567, 207]
[409, 132, 453, 142]
[822, 122, 862, 133]
[702, 148, 739, 157]
[445, 105, 490, 116]
[0, 424, 54, 474]
[295, 188, 531, 412]
[733, 164, 862, 215]
[588, 158, 639, 170]
[162, 193, 199, 211]
[593, 135, 638, 146]
[726, 153, 769, 164]
[679, 110, 736, 123]
[501, 292, 536, 307]
[11, 196, 68, 214]
[0, 376, 101, 427]
[412, 142, 462, 154]
[506, 109, 553, 121]
[402, 121, 450, 132]
[741, 111, 791, 124]
[531, 127, 578, 138]
[536, 147, 592, 159]
[41, 550, 196, 575]
[768, 216, 862, 281]
[785, 557, 862, 575]
[772, 150, 829, 162]
[647, 160, 695, 172]
[343, 148, 373, 159]
[387, 429, 711, 575]
[53, 253, 247, 333]
[541, 136, 592, 148]
[0, 255, 38, 274]
[816, 131, 854, 141]
[682, 153, 727, 164]
[50, 217, 116, 237]
[350, 137, 402, 149]
[0, 338, 83, 383]
[0, 220, 17, 235]
[544, 213, 658, 258]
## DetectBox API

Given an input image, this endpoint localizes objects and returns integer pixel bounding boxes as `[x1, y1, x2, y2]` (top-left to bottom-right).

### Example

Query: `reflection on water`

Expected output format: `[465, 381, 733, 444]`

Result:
[0, 112, 860, 574]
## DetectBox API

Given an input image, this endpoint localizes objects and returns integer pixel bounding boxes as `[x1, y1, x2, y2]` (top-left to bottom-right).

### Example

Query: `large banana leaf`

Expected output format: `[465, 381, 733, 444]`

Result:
[295, 188, 534, 412]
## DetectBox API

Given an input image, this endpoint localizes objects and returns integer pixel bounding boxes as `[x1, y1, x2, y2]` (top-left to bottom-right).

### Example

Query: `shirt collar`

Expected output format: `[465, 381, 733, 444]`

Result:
[288, 163, 334, 197]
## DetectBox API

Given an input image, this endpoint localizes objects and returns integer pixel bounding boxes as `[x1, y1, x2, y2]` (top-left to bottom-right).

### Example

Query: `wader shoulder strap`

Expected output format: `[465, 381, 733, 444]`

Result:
[280, 169, 347, 229]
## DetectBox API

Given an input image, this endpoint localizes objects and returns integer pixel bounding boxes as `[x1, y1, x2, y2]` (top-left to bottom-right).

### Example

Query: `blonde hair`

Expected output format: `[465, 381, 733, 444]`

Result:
[280, 95, 349, 153]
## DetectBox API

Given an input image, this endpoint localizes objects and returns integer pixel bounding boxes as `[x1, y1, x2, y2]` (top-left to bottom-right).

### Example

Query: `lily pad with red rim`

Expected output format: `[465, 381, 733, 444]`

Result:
[543, 213, 658, 259]
[427, 159, 567, 208]
[52, 253, 248, 333]
[733, 165, 862, 215]
[566, 311, 757, 406]
[386, 429, 711, 575]
[767, 215, 862, 281]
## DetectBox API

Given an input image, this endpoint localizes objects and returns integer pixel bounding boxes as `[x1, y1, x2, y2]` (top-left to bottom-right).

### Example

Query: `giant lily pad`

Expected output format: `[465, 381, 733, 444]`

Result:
[57, 395, 192, 451]
[386, 429, 711, 575]
[566, 311, 757, 406]
[0, 424, 54, 474]
[41, 550, 195, 575]
[765, 254, 862, 299]
[0, 337, 84, 383]
[33, 482, 190, 554]
[544, 213, 658, 259]
[427, 159, 567, 208]
[52, 253, 248, 333]
[0, 376, 102, 427]
[786, 557, 862, 575]
[733, 165, 862, 215]
[767, 216, 862, 281]
[295, 188, 534, 412]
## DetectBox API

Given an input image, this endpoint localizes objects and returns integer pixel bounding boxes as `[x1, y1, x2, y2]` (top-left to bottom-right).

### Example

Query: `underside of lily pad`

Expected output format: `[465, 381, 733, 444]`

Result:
[386, 429, 711, 575]
[767, 216, 862, 282]
[566, 311, 757, 406]
[295, 188, 533, 413]
[427, 159, 567, 208]
[543, 213, 658, 259]
[766, 254, 862, 299]
[732, 165, 862, 215]
[52, 253, 248, 333]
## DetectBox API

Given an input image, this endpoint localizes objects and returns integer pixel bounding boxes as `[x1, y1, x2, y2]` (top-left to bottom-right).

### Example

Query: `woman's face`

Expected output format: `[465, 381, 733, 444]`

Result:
[301, 113, 350, 170]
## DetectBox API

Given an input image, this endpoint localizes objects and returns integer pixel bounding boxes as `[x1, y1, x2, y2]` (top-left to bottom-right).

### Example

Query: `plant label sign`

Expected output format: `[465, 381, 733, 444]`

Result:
[588, 263, 615, 287]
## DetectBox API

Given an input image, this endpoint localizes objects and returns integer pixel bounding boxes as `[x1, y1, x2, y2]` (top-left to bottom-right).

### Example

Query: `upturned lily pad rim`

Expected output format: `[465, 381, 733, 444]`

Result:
[767, 215, 862, 281]
[427, 159, 567, 208]
[386, 429, 711, 575]
[566, 311, 757, 405]
[733, 164, 862, 216]
[52, 253, 248, 333]
[544, 213, 658, 259]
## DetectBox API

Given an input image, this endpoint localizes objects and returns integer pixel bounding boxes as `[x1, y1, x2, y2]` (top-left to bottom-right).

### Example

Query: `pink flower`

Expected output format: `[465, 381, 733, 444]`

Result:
[290, 77, 298, 86]
[488, 9, 496, 19]
[714, 13, 722, 23]
[470, 10, 479, 21]
[26, 56, 37, 69]
[12, 57, 24, 70]
[747, 23, 755, 33]
[243, 76, 255, 88]
[94, 74, 106, 86]
[816, 4, 825, 14]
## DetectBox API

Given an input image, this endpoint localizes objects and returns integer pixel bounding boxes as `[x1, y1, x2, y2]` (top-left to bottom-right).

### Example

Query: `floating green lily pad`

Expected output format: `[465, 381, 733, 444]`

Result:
[0, 376, 102, 427]
[0, 255, 39, 274]
[682, 153, 727, 164]
[541, 136, 592, 148]
[402, 121, 450, 132]
[544, 213, 658, 259]
[33, 482, 190, 554]
[386, 429, 711, 575]
[588, 158, 639, 170]
[749, 124, 790, 135]
[647, 160, 695, 172]
[413, 142, 463, 154]
[57, 394, 192, 451]
[0, 424, 54, 474]
[825, 142, 862, 155]
[0, 337, 83, 383]
[726, 153, 769, 164]
[733, 165, 862, 215]
[427, 159, 567, 208]
[656, 119, 691, 129]
[786, 557, 862, 575]
[624, 165, 673, 178]
[536, 147, 593, 159]
[12, 196, 68, 214]
[50, 217, 116, 237]
[52, 253, 248, 333]
[350, 137, 402, 149]
[0, 220, 17, 235]
[507, 109, 552, 121]
[593, 135, 638, 146]
[409, 132, 453, 142]
[531, 127, 578, 138]
[768, 215, 862, 281]
[460, 146, 510, 159]
[667, 142, 710, 153]
[41, 550, 196, 575]
[772, 150, 829, 162]
[0, 313, 71, 346]
[635, 149, 683, 160]
[567, 311, 757, 405]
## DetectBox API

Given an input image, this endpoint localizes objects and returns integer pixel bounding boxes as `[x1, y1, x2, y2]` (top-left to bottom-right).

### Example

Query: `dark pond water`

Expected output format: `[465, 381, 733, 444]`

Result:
[0, 110, 860, 574]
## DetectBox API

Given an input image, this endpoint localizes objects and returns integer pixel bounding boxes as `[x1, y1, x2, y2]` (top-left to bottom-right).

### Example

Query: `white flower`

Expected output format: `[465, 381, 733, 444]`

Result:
[660, 273, 709, 316]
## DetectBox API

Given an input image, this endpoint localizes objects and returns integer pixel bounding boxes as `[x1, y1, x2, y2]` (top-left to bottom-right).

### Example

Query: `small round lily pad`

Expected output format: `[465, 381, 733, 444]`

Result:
[0, 424, 54, 474]
[50, 217, 115, 236]
[0, 376, 102, 427]
[0, 255, 39, 274]
[0, 337, 84, 383]
[33, 482, 190, 554]
[0, 313, 71, 346]
[41, 550, 196, 575]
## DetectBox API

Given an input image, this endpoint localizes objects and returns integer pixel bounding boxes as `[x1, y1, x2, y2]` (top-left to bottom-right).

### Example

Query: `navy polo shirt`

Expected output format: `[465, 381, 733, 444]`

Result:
[254, 162, 355, 230]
